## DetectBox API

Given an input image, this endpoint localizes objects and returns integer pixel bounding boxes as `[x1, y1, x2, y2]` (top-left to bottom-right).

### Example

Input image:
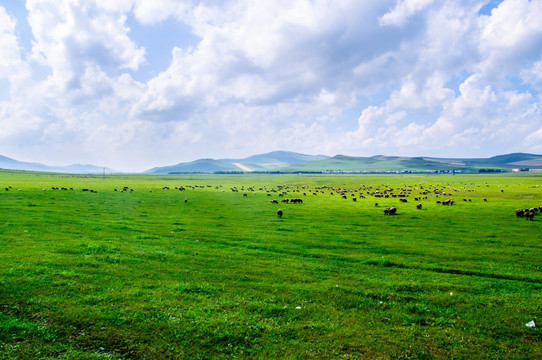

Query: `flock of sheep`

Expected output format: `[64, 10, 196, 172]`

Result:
[4, 181, 541, 221]
[516, 206, 542, 220]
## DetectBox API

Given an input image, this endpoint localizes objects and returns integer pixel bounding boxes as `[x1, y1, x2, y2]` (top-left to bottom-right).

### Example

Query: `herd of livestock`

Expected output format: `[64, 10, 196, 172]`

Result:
[3, 181, 542, 220]
[516, 206, 542, 220]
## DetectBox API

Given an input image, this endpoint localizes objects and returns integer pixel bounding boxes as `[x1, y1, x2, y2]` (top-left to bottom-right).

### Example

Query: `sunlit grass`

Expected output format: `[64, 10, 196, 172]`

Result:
[1, 171, 541, 359]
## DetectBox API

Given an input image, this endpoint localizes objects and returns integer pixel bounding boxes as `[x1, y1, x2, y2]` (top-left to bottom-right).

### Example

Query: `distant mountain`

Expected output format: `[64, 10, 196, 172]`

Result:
[222, 151, 329, 171]
[146, 152, 542, 174]
[3, 152, 541, 174]
[146, 151, 329, 174]
[280, 155, 462, 172]
[281, 153, 542, 173]
[0, 155, 115, 174]
[485, 153, 542, 167]
[145, 158, 240, 174]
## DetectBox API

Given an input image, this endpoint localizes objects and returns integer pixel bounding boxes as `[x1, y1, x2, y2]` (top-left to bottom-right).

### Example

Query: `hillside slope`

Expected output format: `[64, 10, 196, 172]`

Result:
[0, 155, 114, 174]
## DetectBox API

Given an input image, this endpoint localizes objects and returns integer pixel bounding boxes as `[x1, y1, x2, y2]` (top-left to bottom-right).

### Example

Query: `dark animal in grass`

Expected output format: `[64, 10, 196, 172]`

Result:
[184, 198, 188, 203]
[384, 207, 397, 215]
[282, 198, 303, 204]
[270, 199, 279, 204]
[526, 211, 535, 221]
[516, 209, 525, 217]
[416, 203, 422, 210]
[277, 209, 283, 217]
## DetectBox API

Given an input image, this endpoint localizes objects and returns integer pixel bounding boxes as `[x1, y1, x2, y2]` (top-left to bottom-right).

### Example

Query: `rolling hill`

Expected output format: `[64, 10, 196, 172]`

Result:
[145, 158, 241, 174]
[2, 152, 542, 174]
[146, 152, 542, 174]
[145, 151, 329, 174]
[0, 155, 115, 174]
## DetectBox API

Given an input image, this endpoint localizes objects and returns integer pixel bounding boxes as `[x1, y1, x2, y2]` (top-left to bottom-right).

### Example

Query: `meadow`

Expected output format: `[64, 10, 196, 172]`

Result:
[0, 170, 541, 359]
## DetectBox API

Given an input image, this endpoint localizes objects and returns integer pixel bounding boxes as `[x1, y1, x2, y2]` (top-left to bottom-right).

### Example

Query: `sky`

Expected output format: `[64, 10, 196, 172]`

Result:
[0, 0, 541, 172]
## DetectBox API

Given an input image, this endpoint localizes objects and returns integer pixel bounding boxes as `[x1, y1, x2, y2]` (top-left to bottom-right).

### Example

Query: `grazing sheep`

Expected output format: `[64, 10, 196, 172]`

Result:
[277, 209, 283, 217]
[184, 198, 188, 203]
[384, 207, 397, 215]
[270, 199, 279, 204]
[516, 209, 525, 217]
[416, 203, 422, 210]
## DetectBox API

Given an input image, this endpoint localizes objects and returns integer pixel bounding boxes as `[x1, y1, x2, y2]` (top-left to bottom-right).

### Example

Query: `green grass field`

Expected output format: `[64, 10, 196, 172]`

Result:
[1, 170, 541, 359]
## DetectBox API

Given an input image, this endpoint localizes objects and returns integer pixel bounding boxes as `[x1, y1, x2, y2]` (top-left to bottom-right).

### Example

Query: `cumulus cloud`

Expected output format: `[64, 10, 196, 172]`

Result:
[478, 0, 542, 83]
[379, 0, 436, 26]
[0, 7, 31, 93]
[0, 0, 542, 171]
[27, 0, 145, 90]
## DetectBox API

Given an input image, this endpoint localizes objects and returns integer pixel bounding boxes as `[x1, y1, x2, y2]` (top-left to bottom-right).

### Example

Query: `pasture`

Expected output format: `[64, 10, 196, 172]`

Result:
[0, 170, 541, 359]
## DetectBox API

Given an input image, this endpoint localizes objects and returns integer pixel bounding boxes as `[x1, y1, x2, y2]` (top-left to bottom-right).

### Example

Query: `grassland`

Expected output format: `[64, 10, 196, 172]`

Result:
[0, 170, 541, 359]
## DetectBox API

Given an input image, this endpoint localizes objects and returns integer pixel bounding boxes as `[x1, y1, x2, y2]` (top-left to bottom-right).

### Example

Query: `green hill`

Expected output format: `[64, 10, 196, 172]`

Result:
[282, 155, 470, 172]
[145, 159, 240, 174]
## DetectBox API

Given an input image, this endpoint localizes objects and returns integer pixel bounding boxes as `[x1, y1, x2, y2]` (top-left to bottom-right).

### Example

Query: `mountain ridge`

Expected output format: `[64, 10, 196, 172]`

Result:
[0, 155, 115, 174]
[2, 152, 542, 174]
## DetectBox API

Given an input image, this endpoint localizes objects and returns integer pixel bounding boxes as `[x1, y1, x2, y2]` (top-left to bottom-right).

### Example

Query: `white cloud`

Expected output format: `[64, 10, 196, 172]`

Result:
[478, 0, 542, 82]
[0, 6, 31, 93]
[26, 0, 145, 90]
[131, 0, 192, 24]
[0, 7, 23, 75]
[1, 0, 542, 170]
[387, 72, 455, 110]
[379, 0, 436, 26]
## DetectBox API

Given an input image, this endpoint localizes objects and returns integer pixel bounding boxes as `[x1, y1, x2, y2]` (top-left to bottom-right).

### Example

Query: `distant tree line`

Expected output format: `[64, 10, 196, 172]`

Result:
[478, 169, 503, 173]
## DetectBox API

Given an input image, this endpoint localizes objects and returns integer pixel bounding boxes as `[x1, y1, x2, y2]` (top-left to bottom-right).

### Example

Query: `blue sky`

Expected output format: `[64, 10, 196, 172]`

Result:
[0, 0, 541, 171]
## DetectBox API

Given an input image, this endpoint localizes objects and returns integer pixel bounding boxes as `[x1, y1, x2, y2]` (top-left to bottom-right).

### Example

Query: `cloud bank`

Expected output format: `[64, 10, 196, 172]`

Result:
[0, 0, 541, 171]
